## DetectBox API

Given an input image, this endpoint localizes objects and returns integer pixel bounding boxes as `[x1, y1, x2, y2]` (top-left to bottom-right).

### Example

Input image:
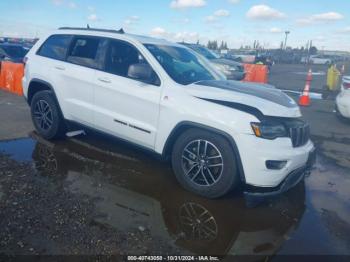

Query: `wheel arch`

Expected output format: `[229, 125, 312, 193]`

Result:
[162, 121, 246, 183]
[27, 79, 58, 105]
[27, 78, 65, 119]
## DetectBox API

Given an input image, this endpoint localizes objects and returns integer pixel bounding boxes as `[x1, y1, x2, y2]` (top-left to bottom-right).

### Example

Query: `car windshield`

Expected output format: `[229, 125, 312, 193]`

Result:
[144, 44, 224, 85]
[189, 45, 220, 60]
[1, 45, 25, 58]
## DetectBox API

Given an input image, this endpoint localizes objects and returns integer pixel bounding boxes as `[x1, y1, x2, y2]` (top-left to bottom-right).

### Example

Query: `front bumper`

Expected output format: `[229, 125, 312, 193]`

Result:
[236, 131, 315, 187]
[244, 147, 316, 197]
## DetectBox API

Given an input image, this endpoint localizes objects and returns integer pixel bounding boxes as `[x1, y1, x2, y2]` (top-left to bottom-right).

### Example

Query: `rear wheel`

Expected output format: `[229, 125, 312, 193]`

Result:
[171, 128, 240, 198]
[30, 91, 66, 140]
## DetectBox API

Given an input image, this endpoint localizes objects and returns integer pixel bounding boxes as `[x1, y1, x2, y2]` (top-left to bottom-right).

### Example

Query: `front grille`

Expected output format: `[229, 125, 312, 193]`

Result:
[289, 124, 310, 147]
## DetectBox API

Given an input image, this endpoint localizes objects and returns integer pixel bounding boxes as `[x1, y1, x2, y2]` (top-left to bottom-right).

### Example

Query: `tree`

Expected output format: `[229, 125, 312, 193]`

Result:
[255, 40, 260, 50]
[207, 40, 212, 49]
[212, 40, 218, 50]
[309, 46, 318, 55]
[220, 41, 228, 50]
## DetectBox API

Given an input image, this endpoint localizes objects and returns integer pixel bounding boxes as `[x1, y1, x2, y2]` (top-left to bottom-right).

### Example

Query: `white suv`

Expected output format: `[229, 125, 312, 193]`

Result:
[22, 27, 315, 198]
[336, 75, 350, 120]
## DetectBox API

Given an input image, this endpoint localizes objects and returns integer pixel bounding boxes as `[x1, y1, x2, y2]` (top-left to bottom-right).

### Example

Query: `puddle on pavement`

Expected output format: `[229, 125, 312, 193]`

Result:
[0, 138, 36, 162]
[0, 133, 349, 256]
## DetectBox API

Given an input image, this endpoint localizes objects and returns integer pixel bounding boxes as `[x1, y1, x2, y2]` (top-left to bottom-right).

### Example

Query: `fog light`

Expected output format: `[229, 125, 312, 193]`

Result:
[266, 160, 287, 170]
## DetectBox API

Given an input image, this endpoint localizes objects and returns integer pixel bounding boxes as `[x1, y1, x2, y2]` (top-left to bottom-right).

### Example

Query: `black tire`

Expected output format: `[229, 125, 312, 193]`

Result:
[171, 128, 240, 199]
[30, 90, 66, 140]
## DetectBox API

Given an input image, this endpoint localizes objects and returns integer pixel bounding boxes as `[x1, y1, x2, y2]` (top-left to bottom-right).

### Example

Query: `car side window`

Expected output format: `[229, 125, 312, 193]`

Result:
[105, 40, 160, 86]
[37, 34, 72, 61]
[67, 36, 106, 69]
[0, 47, 6, 57]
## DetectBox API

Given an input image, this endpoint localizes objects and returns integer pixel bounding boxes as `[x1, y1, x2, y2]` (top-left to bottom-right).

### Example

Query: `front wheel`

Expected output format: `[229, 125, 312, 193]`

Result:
[171, 128, 240, 199]
[30, 90, 66, 140]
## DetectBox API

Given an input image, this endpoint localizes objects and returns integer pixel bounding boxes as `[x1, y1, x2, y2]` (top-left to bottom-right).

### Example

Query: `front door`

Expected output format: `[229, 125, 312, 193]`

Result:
[94, 39, 162, 149]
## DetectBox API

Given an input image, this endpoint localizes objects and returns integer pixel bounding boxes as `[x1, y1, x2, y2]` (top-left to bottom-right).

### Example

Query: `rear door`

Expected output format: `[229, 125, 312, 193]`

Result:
[34, 34, 72, 108]
[94, 39, 162, 149]
[46, 35, 106, 126]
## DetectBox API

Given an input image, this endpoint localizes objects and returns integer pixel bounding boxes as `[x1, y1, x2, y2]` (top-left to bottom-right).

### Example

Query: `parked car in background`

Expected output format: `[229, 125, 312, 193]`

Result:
[227, 51, 256, 64]
[0, 43, 27, 63]
[271, 50, 302, 64]
[300, 56, 309, 64]
[309, 55, 333, 65]
[180, 43, 246, 81]
[336, 76, 350, 120]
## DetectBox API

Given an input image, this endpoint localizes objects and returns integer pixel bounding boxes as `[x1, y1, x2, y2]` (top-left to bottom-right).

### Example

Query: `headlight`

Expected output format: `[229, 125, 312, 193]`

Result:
[251, 121, 288, 140]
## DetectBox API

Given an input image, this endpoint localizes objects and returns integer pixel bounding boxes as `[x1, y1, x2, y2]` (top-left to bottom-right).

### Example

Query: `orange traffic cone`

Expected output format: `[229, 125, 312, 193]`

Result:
[299, 82, 311, 106]
[306, 68, 313, 82]
[299, 69, 312, 106]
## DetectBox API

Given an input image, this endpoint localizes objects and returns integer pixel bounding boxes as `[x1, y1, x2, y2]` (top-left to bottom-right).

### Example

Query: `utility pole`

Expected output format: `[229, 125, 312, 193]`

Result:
[284, 31, 290, 50]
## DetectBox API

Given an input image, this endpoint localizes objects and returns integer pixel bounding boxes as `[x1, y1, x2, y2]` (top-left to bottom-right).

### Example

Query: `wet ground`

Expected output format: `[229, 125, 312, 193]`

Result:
[0, 64, 350, 260]
[0, 131, 349, 260]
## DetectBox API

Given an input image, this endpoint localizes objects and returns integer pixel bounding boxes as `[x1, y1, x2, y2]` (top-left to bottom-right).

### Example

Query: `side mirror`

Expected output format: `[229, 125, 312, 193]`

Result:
[128, 63, 160, 86]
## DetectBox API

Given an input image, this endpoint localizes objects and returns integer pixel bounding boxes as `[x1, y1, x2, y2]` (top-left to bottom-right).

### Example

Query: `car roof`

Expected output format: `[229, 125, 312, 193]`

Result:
[53, 27, 185, 47]
[180, 43, 204, 48]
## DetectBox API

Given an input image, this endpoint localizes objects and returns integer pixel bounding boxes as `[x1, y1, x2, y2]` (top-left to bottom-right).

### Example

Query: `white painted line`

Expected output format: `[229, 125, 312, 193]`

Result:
[309, 92, 323, 99]
[281, 90, 323, 100]
[293, 71, 326, 76]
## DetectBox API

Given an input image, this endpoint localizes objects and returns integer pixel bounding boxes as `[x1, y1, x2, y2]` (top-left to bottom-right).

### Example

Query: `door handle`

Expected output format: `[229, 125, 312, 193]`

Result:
[98, 77, 111, 83]
[54, 66, 65, 70]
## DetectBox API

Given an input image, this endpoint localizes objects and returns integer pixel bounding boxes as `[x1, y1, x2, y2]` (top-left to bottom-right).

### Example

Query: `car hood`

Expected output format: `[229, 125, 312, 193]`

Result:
[186, 80, 301, 118]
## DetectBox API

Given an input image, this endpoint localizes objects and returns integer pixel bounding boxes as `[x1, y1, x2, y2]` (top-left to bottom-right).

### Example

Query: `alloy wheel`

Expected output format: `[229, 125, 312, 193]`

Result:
[181, 139, 224, 186]
[33, 100, 53, 131]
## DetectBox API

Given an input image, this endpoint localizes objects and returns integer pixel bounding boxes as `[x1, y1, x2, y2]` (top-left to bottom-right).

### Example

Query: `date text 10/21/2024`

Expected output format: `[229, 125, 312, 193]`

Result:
[127, 256, 220, 261]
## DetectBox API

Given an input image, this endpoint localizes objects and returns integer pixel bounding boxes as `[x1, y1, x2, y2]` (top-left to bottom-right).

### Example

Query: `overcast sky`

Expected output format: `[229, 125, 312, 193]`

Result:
[0, 0, 349, 51]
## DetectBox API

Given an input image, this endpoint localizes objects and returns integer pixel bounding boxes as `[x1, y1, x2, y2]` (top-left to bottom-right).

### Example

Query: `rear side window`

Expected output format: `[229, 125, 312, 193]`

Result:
[67, 36, 104, 69]
[37, 35, 72, 60]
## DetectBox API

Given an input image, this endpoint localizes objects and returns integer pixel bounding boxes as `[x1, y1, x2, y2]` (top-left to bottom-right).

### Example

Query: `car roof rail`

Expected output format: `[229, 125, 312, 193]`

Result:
[58, 27, 125, 34]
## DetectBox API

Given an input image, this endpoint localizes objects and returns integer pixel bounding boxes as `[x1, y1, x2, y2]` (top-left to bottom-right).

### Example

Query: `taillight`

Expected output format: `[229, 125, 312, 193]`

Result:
[343, 82, 350, 89]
